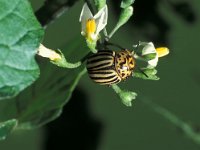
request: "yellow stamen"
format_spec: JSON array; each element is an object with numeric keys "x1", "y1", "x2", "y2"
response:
[
  {"x1": 156, "y1": 47, "x2": 169, "y2": 57},
  {"x1": 86, "y1": 19, "x2": 96, "y2": 39}
]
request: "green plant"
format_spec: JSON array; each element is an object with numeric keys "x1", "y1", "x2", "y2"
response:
[{"x1": 0, "y1": 0, "x2": 169, "y2": 140}]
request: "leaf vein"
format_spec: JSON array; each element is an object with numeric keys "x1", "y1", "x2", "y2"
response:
[{"x1": 0, "y1": 0, "x2": 21, "y2": 22}]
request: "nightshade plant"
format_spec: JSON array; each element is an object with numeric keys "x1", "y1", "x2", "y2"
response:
[{"x1": 0, "y1": 0, "x2": 169, "y2": 140}]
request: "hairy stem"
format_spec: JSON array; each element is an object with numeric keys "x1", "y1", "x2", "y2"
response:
[{"x1": 140, "y1": 96, "x2": 200, "y2": 145}]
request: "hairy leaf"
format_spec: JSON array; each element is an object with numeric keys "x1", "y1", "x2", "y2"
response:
[
  {"x1": 0, "y1": 119, "x2": 18, "y2": 140},
  {"x1": 0, "y1": 0, "x2": 44, "y2": 100},
  {"x1": 121, "y1": 0, "x2": 135, "y2": 8},
  {"x1": 134, "y1": 68, "x2": 160, "y2": 80},
  {"x1": 0, "y1": 37, "x2": 89, "y2": 129}
]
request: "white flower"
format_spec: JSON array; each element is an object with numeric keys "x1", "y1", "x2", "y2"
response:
[
  {"x1": 37, "y1": 44, "x2": 61, "y2": 61},
  {"x1": 79, "y1": 3, "x2": 108, "y2": 41},
  {"x1": 139, "y1": 42, "x2": 169, "y2": 68}
]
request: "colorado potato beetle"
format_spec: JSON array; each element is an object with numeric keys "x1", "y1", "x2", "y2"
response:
[{"x1": 86, "y1": 50, "x2": 135, "y2": 85}]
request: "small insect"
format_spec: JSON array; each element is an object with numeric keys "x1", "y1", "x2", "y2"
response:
[{"x1": 86, "y1": 50, "x2": 135, "y2": 85}]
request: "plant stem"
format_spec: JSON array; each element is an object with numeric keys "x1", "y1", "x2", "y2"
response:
[
  {"x1": 108, "y1": 25, "x2": 120, "y2": 39},
  {"x1": 103, "y1": 28, "x2": 108, "y2": 37},
  {"x1": 140, "y1": 96, "x2": 200, "y2": 145},
  {"x1": 112, "y1": 84, "x2": 122, "y2": 94}
]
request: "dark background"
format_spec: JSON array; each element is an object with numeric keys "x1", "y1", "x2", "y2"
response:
[{"x1": 1, "y1": 0, "x2": 200, "y2": 149}]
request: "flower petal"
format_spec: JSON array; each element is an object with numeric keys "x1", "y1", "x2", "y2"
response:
[
  {"x1": 94, "y1": 5, "x2": 108, "y2": 36},
  {"x1": 139, "y1": 42, "x2": 159, "y2": 68},
  {"x1": 79, "y1": 3, "x2": 93, "y2": 35},
  {"x1": 147, "y1": 55, "x2": 158, "y2": 68},
  {"x1": 93, "y1": 4, "x2": 108, "y2": 20},
  {"x1": 141, "y1": 42, "x2": 156, "y2": 55},
  {"x1": 38, "y1": 44, "x2": 61, "y2": 60}
]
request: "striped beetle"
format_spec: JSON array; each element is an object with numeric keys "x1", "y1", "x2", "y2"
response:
[{"x1": 86, "y1": 49, "x2": 135, "y2": 85}]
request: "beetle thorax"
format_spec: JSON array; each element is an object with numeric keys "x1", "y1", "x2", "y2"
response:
[{"x1": 115, "y1": 50, "x2": 135, "y2": 80}]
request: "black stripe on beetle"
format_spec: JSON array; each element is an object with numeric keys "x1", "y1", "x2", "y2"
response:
[{"x1": 86, "y1": 49, "x2": 135, "y2": 85}]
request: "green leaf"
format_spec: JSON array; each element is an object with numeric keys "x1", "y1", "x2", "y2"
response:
[
  {"x1": 18, "y1": 66, "x2": 87, "y2": 129},
  {"x1": 0, "y1": 0, "x2": 44, "y2": 100},
  {"x1": 0, "y1": 119, "x2": 18, "y2": 140},
  {"x1": 121, "y1": 0, "x2": 135, "y2": 8},
  {"x1": 0, "y1": 37, "x2": 89, "y2": 129},
  {"x1": 134, "y1": 68, "x2": 160, "y2": 80},
  {"x1": 118, "y1": 6, "x2": 134, "y2": 25},
  {"x1": 112, "y1": 84, "x2": 137, "y2": 107},
  {"x1": 119, "y1": 91, "x2": 137, "y2": 107}
]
